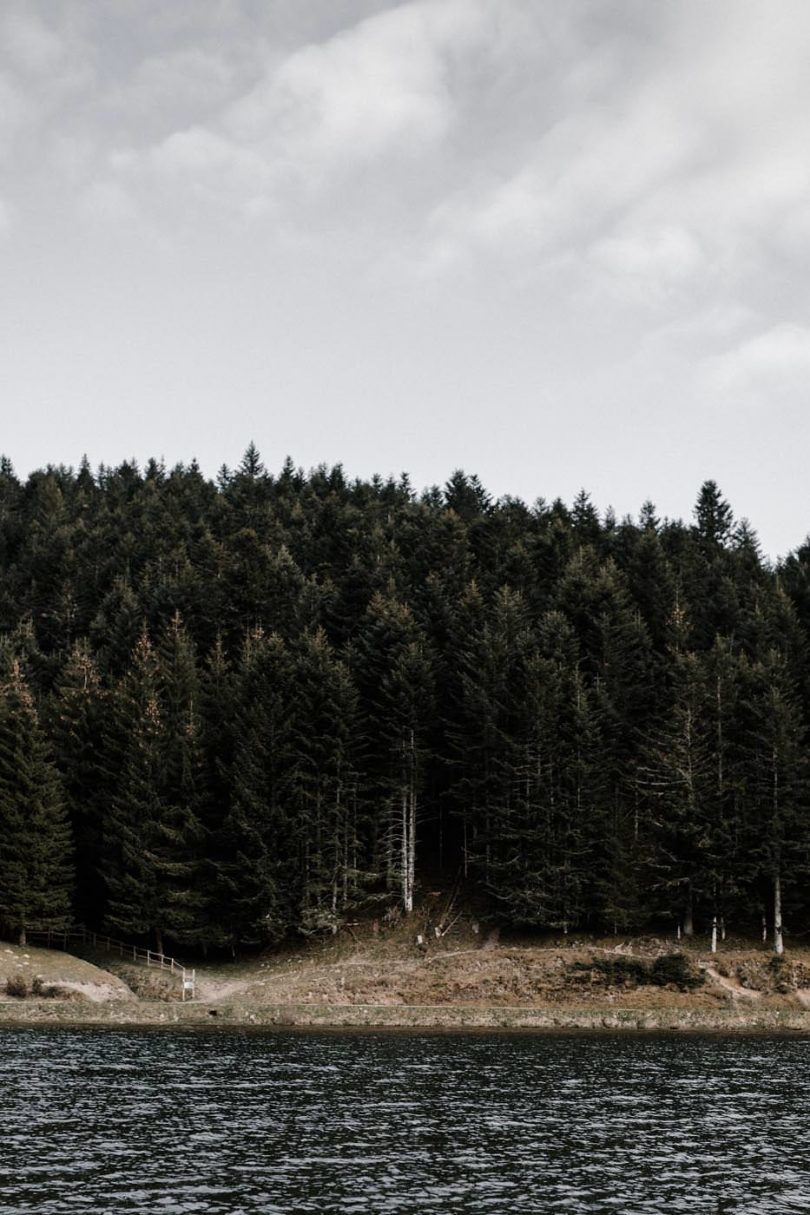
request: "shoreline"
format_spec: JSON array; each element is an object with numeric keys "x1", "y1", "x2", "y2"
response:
[{"x1": 3, "y1": 999, "x2": 810, "y2": 1033}]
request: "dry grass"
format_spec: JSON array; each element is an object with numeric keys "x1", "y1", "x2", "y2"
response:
[
  {"x1": 3, "y1": 912, "x2": 810, "y2": 1015},
  {"x1": 0, "y1": 942, "x2": 136, "y2": 1003},
  {"x1": 187, "y1": 914, "x2": 810, "y2": 1012}
]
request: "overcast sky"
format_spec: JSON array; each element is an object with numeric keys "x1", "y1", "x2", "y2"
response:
[{"x1": 2, "y1": 1, "x2": 809, "y2": 555}]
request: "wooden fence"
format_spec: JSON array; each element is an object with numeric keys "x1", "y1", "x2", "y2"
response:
[{"x1": 26, "y1": 927, "x2": 196, "y2": 1000}]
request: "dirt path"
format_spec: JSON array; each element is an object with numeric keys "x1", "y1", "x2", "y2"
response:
[
  {"x1": 193, "y1": 976, "x2": 254, "y2": 1002},
  {"x1": 702, "y1": 963, "x2": 761, "y2": 1000}
]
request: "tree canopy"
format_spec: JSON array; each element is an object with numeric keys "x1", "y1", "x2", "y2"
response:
[{"x1": 1, "y1": 451, "x2": 809, "y2": 953}]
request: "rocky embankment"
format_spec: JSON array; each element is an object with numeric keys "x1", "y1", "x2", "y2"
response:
[{"x1": 3, "y1": 922, "x2": 810, "y2": 1032}]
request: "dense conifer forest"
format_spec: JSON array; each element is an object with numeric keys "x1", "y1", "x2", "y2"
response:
[{"x1": 1, "y1": 446, "x2": 809, "y2": 955}]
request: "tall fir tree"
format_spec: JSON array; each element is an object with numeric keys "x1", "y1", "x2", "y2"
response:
[{"x1": 0, "y1": 660, "x2": 73, "y2": 944}]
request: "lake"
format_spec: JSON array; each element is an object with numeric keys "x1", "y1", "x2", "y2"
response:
[{"x1": 0, "y1": 1028, "x2": 808, "y2": 1213}]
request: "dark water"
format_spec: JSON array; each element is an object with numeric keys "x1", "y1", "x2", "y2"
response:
[{"x1": 0, "y1": 1029, "x2": 808, "y2": 1214}]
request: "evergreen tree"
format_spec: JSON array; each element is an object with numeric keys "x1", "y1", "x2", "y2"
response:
[
  {"x1": 742, "y1": 650, "x2": 809, "y2": 953},
  {"x1": 290, "y1": 629, "x2": 361, "y2": 933},
  {"x1": 102, "y1": 631, "x2": 166, "y2": 948},
  {"x1": 214, "y1": 630, "x2": 296, "y2": 947},
  {"x1": 0, "y1": 661, "x2": 73, "y2": 944},
  {"x1": 154, "y1": 611, "x2": 206, "y2": 945},
  {"x1": 355, "y1": 592, "x2": 434, "y2": 912},
  {"x1": 48, "y1": 640, "x2": 108, "y2": 928}
]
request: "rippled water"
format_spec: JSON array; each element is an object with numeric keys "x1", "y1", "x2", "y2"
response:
[{"x1": 0, "y1": 1028, "x2": 808, "y2": 1213}]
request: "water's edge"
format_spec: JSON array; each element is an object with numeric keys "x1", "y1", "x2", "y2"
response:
[{"x1": 2, "y1": 999, "x2": 810, "y2": 1032}]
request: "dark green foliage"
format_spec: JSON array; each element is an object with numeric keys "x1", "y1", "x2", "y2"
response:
[
  {"x1": 0, "y1": 662, "x2": 73, "y2": 945},
  {"x1": 1, "y1": 457, "x2": 810, "y2": 952},
  {"x1": 649, "y1": 953, "x2": 704, "y2": 990},
  {"x1": 571, "y1": 956, "x2": 648, "y2": 985},
  {"x1": 47, "y1": 641, "x2": 108, "y2": 928},
  {"x1": 572, "y1": 952, "x2": 703, "y2": 990}
]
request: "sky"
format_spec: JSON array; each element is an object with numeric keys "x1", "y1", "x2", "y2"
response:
[{"x1": 2, "y1": 0, "x2": 810, "y2": 557}]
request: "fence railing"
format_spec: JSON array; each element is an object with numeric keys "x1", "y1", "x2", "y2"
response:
[{"x1": 25, "y1": 927, "x2": 196, "y2": 1000}]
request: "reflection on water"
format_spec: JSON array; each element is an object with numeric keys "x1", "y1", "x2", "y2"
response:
[{"x1": 0, "y1": 1028, "x2": 808, "y2": 1213}]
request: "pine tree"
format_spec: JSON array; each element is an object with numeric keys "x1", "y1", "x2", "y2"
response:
[
  {"x1": 637, "y1": 632, "x2": 715, "y2": 935},
  {"x1": 355, "y1": 592, "x2": 434, "y2": 913},
  {"x1": 742, "y1": 649, "x2": 809, "y2": 953},
  {"x1": 48, "y1": 640, "x2": 108, "y2": 928},
  {"x1": 214, "y1": 630, "x2": 296, "y2": 947},
  {"x1": 290, "y1": 629, "x2": 361, "y2": 933},
  {"x1": 0, "y1": 661, "x2": 73, "y2": 944},
  {"x1": 154, "y1": 611, "x2": 206, "y2": 945},
  {"x1": 102, "y1": 631, "x2": 165, "y2": 948},
  {"x1": 694, "y1": 480, "x2": 734, "y2": 547}
]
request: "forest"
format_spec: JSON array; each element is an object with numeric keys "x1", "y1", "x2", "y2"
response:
[{"x1": 1, "y1": 445, "x2": 809, "y2": 956}]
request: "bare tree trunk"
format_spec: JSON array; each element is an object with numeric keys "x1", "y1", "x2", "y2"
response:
[
  {"x1": 683, "y1": 882, "x2": 694, "y2": 937},
  {"x1": 401, "y1": 789, "x2": 410, "y2": 912},
  {"x1": 18, "y1": 926, "x2": 26, "y2": 947},
  {"x1": 407, "y1": 788, "x2": 415, "y2": 914},
  {"x1": 774, "y1": 873, "x2": 784, "y2": 956},
  {"x1": 462, "y1": 814, "x2": 469, "y2": 879},
  {"x1": 711, "y1": 916, "x2": 718, "y2": 954}
]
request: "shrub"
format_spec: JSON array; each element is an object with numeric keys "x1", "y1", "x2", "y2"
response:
[
  {"x1": 650, "y1": 953, "x2": 704, "y2": 991},
  {"x1": 31, "y1": 976, "x2": 63, "y2": 999},
  {"x1": 570, "y1": 952, "x2": 704, "y2": 991},
  {"x1": 571, "y1": 957, "x2": 648, "y2": 986},
  {"x1": 5, "y1": 974, "x2": 29, "y2": 999}
]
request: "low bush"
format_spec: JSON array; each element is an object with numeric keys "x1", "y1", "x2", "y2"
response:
[
  {"x1": 31, "y1": 976, "x2": 63, "y2": 999},
  {"x1": 570, "y1": 952, "x2": 704, "y2": 991},
  {"x1": 5, "y1": 974, "x2": 29, "y2": 999},
  {"x1": 570, "y1": 957, "x2": 648, "y2": 986},
  {"x1": 650, "y1": 953, "x2": 704, "y2": 991}
]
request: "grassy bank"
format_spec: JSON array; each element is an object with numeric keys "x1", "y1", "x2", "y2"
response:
[{"x1": 4, "y1": 917, "x2": 810, "y2": 1032}]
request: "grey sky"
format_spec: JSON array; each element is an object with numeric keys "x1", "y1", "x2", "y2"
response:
[{"x1": 2, "y1": 1, "x2": 809, "y2": 556}]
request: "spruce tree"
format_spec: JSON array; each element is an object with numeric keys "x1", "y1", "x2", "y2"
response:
[
  {"x1": 355, "y1": 592, "x2": 434, "y2": 913},
  {"x1": 48, "y1": 640, "x2": 108, "y2": 928},
  {"x1": 290, "y1": 629, "x2": 361, "y2": 933},
  {"x1": 102, "y1": 630, "x2": 165, "y2": 948},
  {"x1": 154, "y1": 611, "x2": 206, "y2": 945},
  {"x1": 0, "y1": 661, "x2": 73, "y2": 945},
  {"x1": 214, "y1": 630, "x2": 296, "y2": 947}
]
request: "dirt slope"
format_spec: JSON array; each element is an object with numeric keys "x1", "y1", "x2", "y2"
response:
[
  {"x1": 0, "y1": 942, "x2": 136, "y2": 1003},
  {"x1": 3, "y1": 913, "x2": 810, "y2": 1020}
]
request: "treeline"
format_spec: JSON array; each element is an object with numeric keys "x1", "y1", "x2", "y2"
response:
[{"x1": 1, "y1": 447, "x2": 810, "y2": 953}]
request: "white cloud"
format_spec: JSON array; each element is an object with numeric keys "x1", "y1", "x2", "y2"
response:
[
  {"x1": 112, "y1": 125, "x2": 274, "y2": 216},
  {"x1": 223, "y1": 0, "x2": 494, "y2": 165},
  {"x1": 422, "y1": 1, "x2": 810, "y2": 303},
  {"x1": 101, "y1": 0, "x2": 526, "y2": 220},
  {"x1": 701, "y1": 324, "x2": 810, "y2": 408},
  {"x1": 587, "y1": 225, "x2": 705, "y2": 305}
]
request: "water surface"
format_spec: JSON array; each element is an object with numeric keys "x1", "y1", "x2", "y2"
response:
[{"x1": 0, "y1": 1028, "x2": 807, "y2": 1213}]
